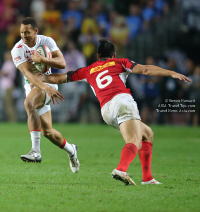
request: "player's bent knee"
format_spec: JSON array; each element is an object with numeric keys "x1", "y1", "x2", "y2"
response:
[
  {"x1": 125, "y1": 137, "x2": 142, "y2": 149},
  {"x1": 136, "y1": 140, "x2": 142, "y2": 150},
  {"x1": 147, "y1": 128, "x2": 154, "y2": 143},
  {"x1": 24, "y1": 98, "x2": 35, "y2": 112},
  {"x1": 142, "y1": 125, "x2": 154, "y2": 143}
]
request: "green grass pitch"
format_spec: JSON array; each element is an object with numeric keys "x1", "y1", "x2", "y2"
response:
[{"x1": 0, "y1": 123, "x2": 199, "y2": 212}]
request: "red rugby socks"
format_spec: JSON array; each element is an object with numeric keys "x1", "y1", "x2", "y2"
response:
[
  {"x1": 116, "y1": 143, "x2": 138, "y2": 172},
  {"x1": 61, "y1": 138, "x2": 66, "y2": 149},
  {"x1": 139, "y1": 141, "x2": 153, "y2": 182}
]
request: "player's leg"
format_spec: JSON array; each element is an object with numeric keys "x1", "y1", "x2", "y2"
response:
[
  {"x1": 101, "y1": 94, "x2": 142, "y2": 185},
  {"x1": 139, "y1": 123, "x2": 162, "y2": 184},
  {"x1": 40, "y1": 111, "x2": 80, "y2": 173},
  {"x1": 24, "y1": 86, "x2": 45, "y2": 131},
  {"x1": 140, "y1": 123, "x2": 153, "y2": 181},
  {"x1": 21, "y1": 87, "x2": 46, "y2": 162},
  {"x1": 112, "y1": 119, "x2": 142, "y2": 185},
  {"x1": 40, "y1": 110, "x2": 73, "y2": 150},
  {"x1": 117, "y1": 119, "x2": 142, "y2": 171}
]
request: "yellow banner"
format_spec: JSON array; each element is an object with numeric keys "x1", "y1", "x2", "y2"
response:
[{"x1": 90, "y1": 62, "x2": 115, "y2": 74}]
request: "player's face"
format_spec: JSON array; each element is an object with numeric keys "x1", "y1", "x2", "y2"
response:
[{"x1": 20, "y1": 24, "x2": 38, "y2": 46}]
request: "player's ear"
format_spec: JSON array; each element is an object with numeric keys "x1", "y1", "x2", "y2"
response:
[
  {"x1": 35, "y1": 28, "x2": 39, "y2": 34},
  {"x1": 113, "y1": 53, "x2": 116, "y2": 58},
  {"x1": 96, "y1": 54, "x2": 100, "y2": 60}
]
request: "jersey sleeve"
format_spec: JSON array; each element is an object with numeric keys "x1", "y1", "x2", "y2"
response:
[
  {"x1": 11, "y1": 46, "x2": 27, "y2": 68},
  {"x1": 45, "y1": 37, "x2": 59, "y2": 52},
  {"x1": 120, "y1": 58, "x2": 137, "y2": 73},
  {"x1": 66, "y1": 67, "x2": 88, "y2": 82}
]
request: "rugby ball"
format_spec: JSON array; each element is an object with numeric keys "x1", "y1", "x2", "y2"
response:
[{"x1": 32, "y1": 45, "x2": 52, "y2": 75}]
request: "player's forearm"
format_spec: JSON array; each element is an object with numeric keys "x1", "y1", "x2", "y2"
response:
[
  {"x1": 41, "y1": 57, "x2": 66, "y2": 69},
  {"x1": 133, "y1": 64, "x2": 191, "y2": 82},
  {"x1": 25, "y1": 71, "x2": 49, "y2": 91},
  {"x1": 143, "y1": 65, "x2": 175, "y2": 77},
  {"x1": 40, "y1": 73, "x2": 67, "y2": 84}
]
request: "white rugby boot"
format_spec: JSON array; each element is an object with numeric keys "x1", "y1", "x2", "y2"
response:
[
  {"x1": 111, "y1": 169, "x2": 136, "y2": 185},
  {"x1": 141, "y1": 178, "x2": 162, "y2": 185},
  {"x1": 68, "y1": 144, "x2": 80, "y2": 173},
  {"x1": 20, "y1": 149, "x2": 42, "y2": 163}
]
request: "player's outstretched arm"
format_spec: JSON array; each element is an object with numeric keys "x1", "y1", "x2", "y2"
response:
[
  {"x1": 18, "y1": 62, "x2": 51, "y2": 90},
  {"x1": 40, "y1": 73, "x2": 67, "y2": 84},
  {"x1": 18, "y1": 62, "x2": 64, "y2": 104},
  {"x1": 132, "y1": 64, "x2": 191, "y2": 82},
  {"x1": 32, "y1": 50, "x2": 66, "y2": 69}
]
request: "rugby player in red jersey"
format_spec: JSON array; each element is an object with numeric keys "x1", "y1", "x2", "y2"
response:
[{"x1": 40, "y1": 39, "x2": 191, "y2": 185}]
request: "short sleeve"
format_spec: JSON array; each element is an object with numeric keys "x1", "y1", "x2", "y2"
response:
[
  {"x1": 120, "y1": 58, "x2": 137, "y2": 73},
  {"x1": 11, "y1": 46, "x2": 27, "y2": 68},
  {"x1": 67, "y1": 67, "x2": 88, "y2": 82},
  {"x1": 45, "y1": 37, "x2": 59, "y2": 52}
]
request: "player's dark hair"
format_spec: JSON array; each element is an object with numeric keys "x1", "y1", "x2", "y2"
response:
[
  {"x1": 21, "y1": 17, "x2": 38, "y2": 29},
  {"x1": 97, "y1": 39, "x2": 115, "y2": 58}
]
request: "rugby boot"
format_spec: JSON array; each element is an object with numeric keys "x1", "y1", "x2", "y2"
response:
[
  {"x1": 141, "y1": 178, "x2": 162, "y2": 185},
  {"x1": 69, "y1": 144, "x2": 80, "y2": 173},
  {"x1": 112, "y1": 169, "x2": 136, "y2": 185},
  {"x1": 20, "y1": 149, "x2": 42, "y2": 163}
]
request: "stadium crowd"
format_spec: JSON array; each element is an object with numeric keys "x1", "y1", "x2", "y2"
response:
[{"x1": 0, "y1": 0, "x2": 199, "y2": 125}]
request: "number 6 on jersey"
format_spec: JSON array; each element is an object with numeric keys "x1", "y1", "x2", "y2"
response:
[{"x1": 96, "y1": 70, "x2": 113, "y2": 89}]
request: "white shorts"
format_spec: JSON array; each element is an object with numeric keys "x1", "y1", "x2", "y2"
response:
[
  {"x1": 24, "y1": 83, "x2": 58, "y2": 116},
  {"x1": 101, "y1": 93, "x2": 141, "y2": 129}
]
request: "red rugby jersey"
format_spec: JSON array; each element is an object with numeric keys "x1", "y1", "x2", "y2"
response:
[{"x1": 67, "y1": 58, "x2": 137, "y2": 108}]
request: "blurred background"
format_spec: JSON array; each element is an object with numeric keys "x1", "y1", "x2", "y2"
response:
[{"x1": 0, "y1": 0, "x2": 200, "y2": 125}]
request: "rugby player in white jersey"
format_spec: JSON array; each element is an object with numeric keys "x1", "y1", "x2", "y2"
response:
[
  {"x1": 39, "y1": 39, "x2": 191, "y2": 185},
  {"x1": 11, "y1": 17, "x2": 80, "y2": 173}
]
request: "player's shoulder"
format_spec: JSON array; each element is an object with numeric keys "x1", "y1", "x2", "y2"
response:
[
  {"x1": 111, "y1": 58, "x2": 127, "y2": 65},
  {"x1": 38, "y1": 34, "x2": 50, "y2": 40},
  {"x1": 117, "y1": 58, "x2": 137, "y2": 67},
  {"x1": 37, "y1": 35, "x2": 59, "y2": 52},
  {"x1": 101, "y1": 58, "x2": 129, "y2": 64},
  {"x1": 38, "y1": 34, "x2": 55, "y2": 43},
  {"x1": 117, "y1": 58, "x2": 130, "y2": 63}
]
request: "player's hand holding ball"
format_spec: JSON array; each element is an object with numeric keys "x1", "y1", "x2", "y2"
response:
[
  {"x1": 31, "y1": 45, "x2": 52, "y2": 75},
  {"x1": 32, "y1": 50, "x2": 43, "y2": 63}
]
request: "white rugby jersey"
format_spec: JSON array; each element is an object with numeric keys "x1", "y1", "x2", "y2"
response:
[{"x1": 11, "y1": 35, "x2": 59, "y2": 84}]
